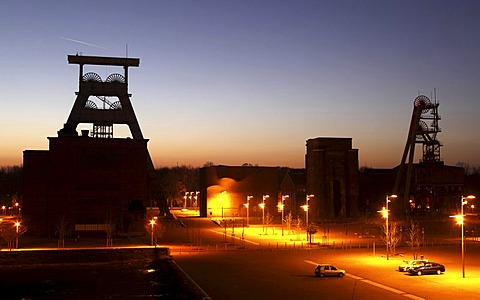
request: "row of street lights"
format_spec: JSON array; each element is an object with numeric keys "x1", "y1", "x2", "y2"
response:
[
  {"x1": 1, "y1": 202, "x2": 20, "y2": 216},
  {"x1": 244, "y1": 194, "x2": 314, "y2": 238}
]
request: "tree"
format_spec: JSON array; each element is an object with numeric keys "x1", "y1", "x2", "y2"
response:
[
  {"x1": 296, "y1": 217, "x2": 303, "y2": 231},
  {"x1": 408, "y1": 219, "x2": 423, "y2": 259},
  {"x1": 155, "y1": 165, "x2": 199, "y2": 207},
  {"x1": 265, "y1": 213, "x2": 274, "y2": 235},
  {"x1": 380, "y1": 222, "x2": 402, "y2": 257},
  {"x1": 55, "y1": 216, "x2": 68, "y2": 248},
  {"x1": 307, "y1": 224, "x2": 318, "y2": 244},
  {"x1": 203, "y1": 161, "x2": 216, "y2": 167},
  {"x1": 285, "y1": 212, "x2": 293, "y2": 233},
  {"x1": 105, "y1": 213, "x2": 116, "y2": 247},
  {"x1": 389, "y1": 222, "x2": 402, "y2": 256}
]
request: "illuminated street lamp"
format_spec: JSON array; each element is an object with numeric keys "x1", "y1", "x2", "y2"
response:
[
  {"x1": 15, "y1": 202, "x2": 19, "y2": 215},
  {"x1": 259, "y1": 195, "x2": 269, "y2": 232},
  {"x1": 245, "y1": 196, "x2": 253, "y2": 226},
  {"x1": 194, "y1": 191, "x2": 200, "y2": 209},
  {"x1": 379, "y1": 194, "x2": 397, "y2": 260},
  {"x1": 2, "y1": 206, "x2": 5, "y2": 216},
  {"x1": 452, "y1": 195, "x2": 475, "y2": 278},
  {"x1": 149, "y1": 218, "x2": 156, "y2": 246},
  {"x1": 15, "y1": 221, "x2": 20, "y2": 249},
  {"x1": 278, "y1": 195, "x2": 288, "y2": 236}
]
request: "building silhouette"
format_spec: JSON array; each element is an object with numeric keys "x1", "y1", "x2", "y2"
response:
[{"x1": 22, "y1": 55, "x2": 159, "y2": 236}]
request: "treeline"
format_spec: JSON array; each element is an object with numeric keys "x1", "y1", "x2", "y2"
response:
[
  {"x1": 155, "y1": 165, "x2": 200, "y2": 207},
  {"x1": 0, "y1": 166, "x2": 23, "y2": 204},
  {"x1": 0, "y1": 164, "x2": 201, "y2": 206}
]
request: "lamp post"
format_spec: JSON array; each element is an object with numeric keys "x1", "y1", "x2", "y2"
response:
[
  {"x1": 278, "y1": 195, "x2": 287, "y2": 236},
  {"x1": 301, "y1": 195, "x2": 314, "y2": 242},
  {"x1": 259, "y1": 195, "x2": 269, "y2": 232},
  {"x1": 2, "y1": 206, "x2": 5, "y2": 216},
  {"x1": 194, "y1": 191, "x2": 200, "y2": 209},
  {"x1": 380, "y1": 194, "x2": 397, "y2": 260},
  {"x1": 15, "y1": 221, "x2": 20, "y2": 249},
  {"x1": 245, "y1": 196, "x2": 253, "y2": 226},
  {"x1": 149, "y1": 218, "x2": 156, "y2": 246},
  {"x1": 460, "y1": 195, "x2": 475, "y2": 278}
]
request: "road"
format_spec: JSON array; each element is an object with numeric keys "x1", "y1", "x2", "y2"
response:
[{"x1": 169, "y1": 215, "x2": 480, "y2": 300}]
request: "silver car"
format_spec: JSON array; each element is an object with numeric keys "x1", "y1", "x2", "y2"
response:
[
  {"x1": 398, "y1": 259, "x2": 428, "y2": 272},
  {"x1": 314, "y1": 264, "x2": 346, "y2": 278}
]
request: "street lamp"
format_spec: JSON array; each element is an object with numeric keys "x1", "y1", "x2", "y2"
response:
[
  {"x1": 456, "y1": 195, "x2": 475, "y2": 278},
  {"x1": 259, "y1": 195, "x2": 269, "y2": 232},
  {"x1": 194, "y1": 191, "x2": 200, "y2": 209},
  {"x1": 183, "y1": 192, "x2": 188, "y2": 210},
  {"x1": 149, "y1": 218, "x2": 156, "y2": 246},
  {"x1": 15, "y1": 221, "x2": 20, "y2": 249},
  {"x1": 278, "y1": 195, "x2": 288, "y2": 236},
  {"x1": 1, "y1": 206, "x2": 5, "y2": 216},
  {"x1": 379, "y1": 194, "x2": 397, "y2": 260},
  {"x1": 245, "y1": 196, "x2": 253, "y2": 226}
]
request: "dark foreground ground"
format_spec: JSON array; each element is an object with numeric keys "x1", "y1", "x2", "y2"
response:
[{"x1": 0, "y1": 248, "x2": 203, "y2": 300}]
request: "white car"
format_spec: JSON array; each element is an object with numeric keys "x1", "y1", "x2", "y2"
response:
[
  {"x1": 314, "y1": 264, "x2": 346, "y2": 278},
  {"x1": 398, "y1": 259, "x2": 428, "y2": 272}
]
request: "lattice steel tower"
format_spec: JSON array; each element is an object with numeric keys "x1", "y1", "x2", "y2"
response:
[{"x1": 393, "y1": 95, "x2": 442, "y2": 204}]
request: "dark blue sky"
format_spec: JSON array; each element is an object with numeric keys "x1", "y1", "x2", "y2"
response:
[{"x1": 1, "y1": 1, "x2": 480, "y2": 168}]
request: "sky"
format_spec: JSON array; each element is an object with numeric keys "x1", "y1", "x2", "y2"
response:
[{"x1": 1, "y1": 0, "x2": 480, "y2": 169}]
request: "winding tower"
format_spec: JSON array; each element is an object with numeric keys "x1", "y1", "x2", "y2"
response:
[
  {"x1": 393, "y1": 95, "x2": 442, "y2": 209},
  {"x1": 59, "y1": 54, "x2": 168, "y2": 214},
  {"x1": 60, "y1": 55, "x2": 142, "y2": 138}
]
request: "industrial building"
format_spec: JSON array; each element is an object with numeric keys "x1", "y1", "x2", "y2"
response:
[{"x1": 22, "y1": 55, "x2": 163, "y2": 236}]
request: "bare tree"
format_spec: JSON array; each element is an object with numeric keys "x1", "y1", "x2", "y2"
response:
[
  {"x1": 55, "y1": 216, "x2": 68, "y2": 248},
  {"x1": 296, "y1": 217, "x2": 303, "y2": 230},
  {"x1": 389, "y1": 222, "x2": 402, "y2": 256},
  {"x1": 408, "y1": 219, "x2": 423, "y2": 259},
  {"x1": 307, "y1": 224, "x2": 318, "y2": 244},
  {"x1": 381, "y1": 222, "x2": 402, "y2": 257},
  {"x1": 1, "y1": 226, "x2": 17, "y2": 251},
  {"x1": 265, "y1": 213, "x2": 274, "y2": 235},
  {"x1": 285, "y1": 212, "x2": 293, "y2": 234},
  {"x1": 105, "y1": 214, "x2": 116, "y2": 247}
]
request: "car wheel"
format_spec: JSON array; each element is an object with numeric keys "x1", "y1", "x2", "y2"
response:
[
  {"x1": 319, "y1": 273, "x2": 325, "y2": 278},
  {"x1": 339, "y1": 273, "x2": 345, "y2": 278},
  {"x1": 436, "y1": 270, "x2": 441, "y2": 275},
  {"x1": 417, "y1": 271, "x2": 422, "y2": 276}
]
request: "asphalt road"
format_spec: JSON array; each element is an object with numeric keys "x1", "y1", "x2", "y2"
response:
[{"x1": 171, "y1": 216, "x2": 480, "y2": 300}]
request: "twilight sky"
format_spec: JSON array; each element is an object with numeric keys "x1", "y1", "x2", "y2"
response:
[{"x1": 1, "y1": 1, "x2": 480, "y2": 169}]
